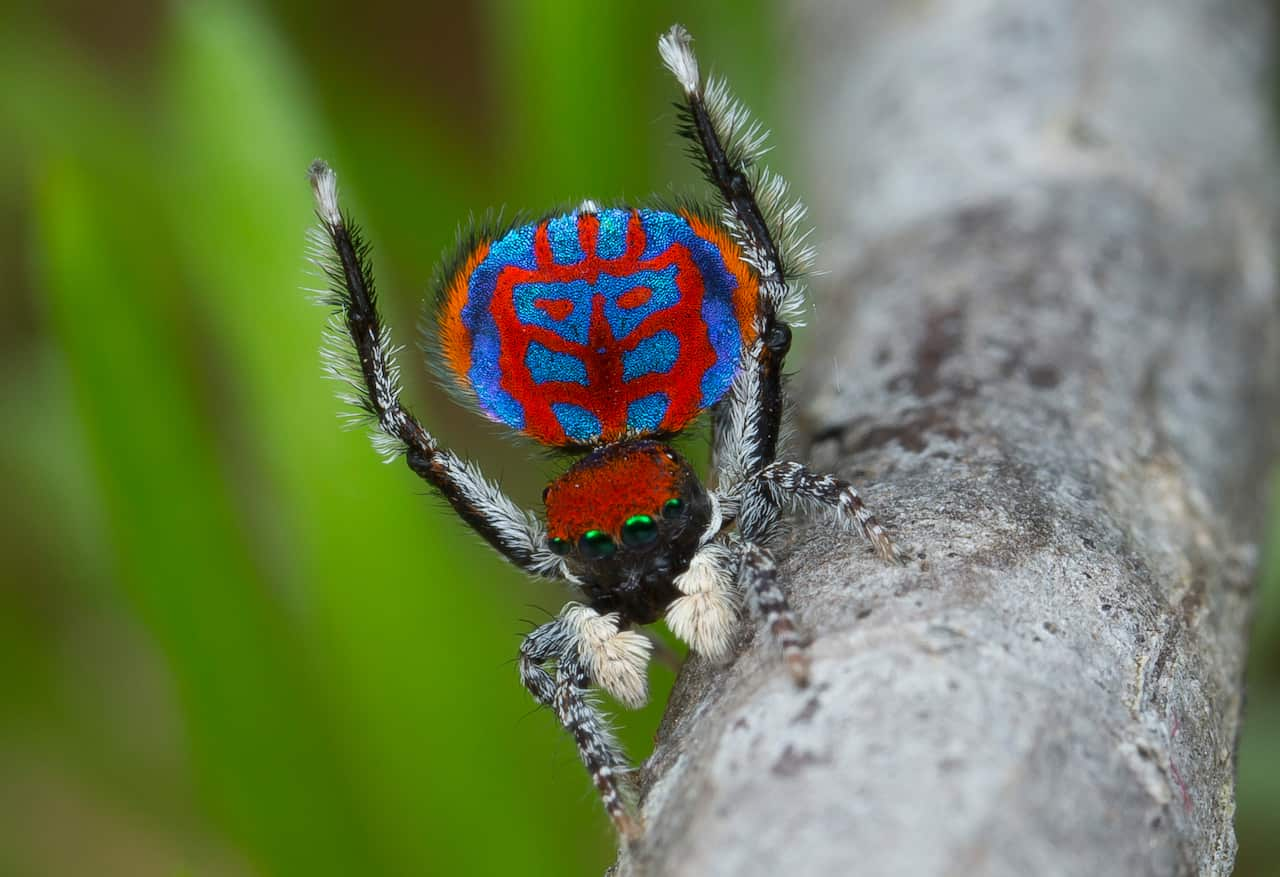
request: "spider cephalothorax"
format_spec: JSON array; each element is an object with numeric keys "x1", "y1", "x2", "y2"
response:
[
  {"x1": 305, "y1": 24, "x2": 901, "y2": 841},
  {"x1": 544, "y1": 440, "x2": 712, "y2": 620}
]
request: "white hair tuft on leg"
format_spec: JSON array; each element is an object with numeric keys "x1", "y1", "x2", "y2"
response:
[
  {"x1": 669, "y1": 541, "x2": 740, "y2": 659},
  {"x1": 308, "y1": 159, "x2": 342, "y2": 227},
  {"x1": 658, "y1": 24, "x2": 701, "y2": 96}
]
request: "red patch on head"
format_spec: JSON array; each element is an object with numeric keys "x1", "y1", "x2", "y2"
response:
[{"x1": 545, "y1": 442, "x2": 686, "y2": 541}]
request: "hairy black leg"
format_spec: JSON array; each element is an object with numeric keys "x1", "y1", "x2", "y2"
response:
[
  {"x1": 307, "y1": 161, "x2": 563, "y2": 578},
  {"x1": 519, "y1": 617, "x2": 639, "y2": 839},
  {"x1": 658, "y1": 29, "x2": 821, "y2": 683},
  {"x1": 555, "y1": 652, "x2": 641, "y2": 839},
  {"x1": 518, "y1": 620, "x2": 568, "y2": 706},
  {"x1": 659, "y1": 27, "x2": 801, "y2": 504},
  {"x1": 756, "y1": 461, "x2": 902, "y2": 564},
  {"x1": 658, "y1": 25, "x2": 798, "y2": 290},
  {"x1": 740, "y1": 542, "x2": 809, "y2": 685}
]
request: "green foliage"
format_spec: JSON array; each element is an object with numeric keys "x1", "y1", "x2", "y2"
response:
[
  {"x1": 1237, "y1": 476, "x2": 1280, "y2": 876},
  {"x1": 0, "y1": 1, "x2": 768, "y2": 874}
]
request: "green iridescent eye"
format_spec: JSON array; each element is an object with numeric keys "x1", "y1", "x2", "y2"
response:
[
  {"x1": 622, "y1": 514, "x2": 658, "y2": 547},
  {"x1": 547, "y1": 536, "x2": 570, "y2": 556},
  {"x1": 662, "y1": 497, "x2": 684, "y2": 519},
  {"x1": 580, "y1": 530, "x2": 616, "y2": 560}
]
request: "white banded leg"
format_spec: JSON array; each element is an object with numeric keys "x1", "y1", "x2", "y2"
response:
[
  {"x1": 553, "y1": 651, "x2": 641, "y2": 840},
  {"x1": 756, "y1": 461, "x2": 902, "y2": 564},
  {"x1": 518, "y1": 615, "x2": 642, "y2": 839},
  {"x1": 740, "y1": 541, "x2": 810, "y2": 685}
]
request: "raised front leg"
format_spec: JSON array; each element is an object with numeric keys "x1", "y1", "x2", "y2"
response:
[
  {"x1": 658, "y1": 29, "x2": 905, "y2": 687},
  {"x1": 307, "y1": 161, "x2": 565, "y2": 579},
  {"x1": 660, "y1": 24, "x2": 810, "y2": 498}
]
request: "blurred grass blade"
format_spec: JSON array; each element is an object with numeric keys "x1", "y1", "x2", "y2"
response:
[
  {"x1": 163, "y1": 1, "x2": 598, "y2": 872},
  {"x1": 33, "y1": 149, "x2": 374, "y2": 873}
]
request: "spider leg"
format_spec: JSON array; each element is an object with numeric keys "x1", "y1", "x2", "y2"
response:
[
  {"x1": 661, "y1": 28, "x2": 900, "y2": 686},
  {"x1": 307, "y1": 161, "x2": 564, "y2": 579},
  {"x1": 720, "y1": 472, "x2": 809, "y2": 676},
  {"x1": 519, "y1": 611, "x2": 645, "y2": 839},
  {"x1": 740, "y1": 542, "x2": 810, "y2": 685},
  {"x1": 728, "y1": 463, "x2": 901, "y2": 683},
  {"x1": 658, "y1": 24, "x2": 812, "y2": 312},
  {"x1": 756, "y1": 461, "x2": 903, "y2": 564},
  {"x1": 660, "y1": 25, "x2": 809, "y2": 492}
]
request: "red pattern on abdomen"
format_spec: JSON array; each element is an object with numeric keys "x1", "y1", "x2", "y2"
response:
[{"x1": 487, "y1": 211, "x2": 718, "y2": 446}]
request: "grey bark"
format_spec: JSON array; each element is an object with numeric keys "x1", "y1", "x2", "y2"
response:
[{"x1": 615, "y1": 2, "x2": 1279, "y2": 875}]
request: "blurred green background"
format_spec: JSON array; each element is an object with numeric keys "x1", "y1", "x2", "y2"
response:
[{"x1": 0, "y1": 2, "x2": 1275, "y2": 875}]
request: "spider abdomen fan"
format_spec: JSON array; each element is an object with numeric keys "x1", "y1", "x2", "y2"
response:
[{"x1": 435, "y1": 207, "x2": 759, "y2": 448}]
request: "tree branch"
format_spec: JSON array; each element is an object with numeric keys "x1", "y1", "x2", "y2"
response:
[{"x1": 615, "y1": 1, "x2": 1279, "y2": 874}]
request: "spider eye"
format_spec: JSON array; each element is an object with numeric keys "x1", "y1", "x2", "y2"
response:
[
  {"x1": 547, "y1": 536, "x2": 570, "y2": 556},
  {"x1": 580, "y1": 530, "x2": 616, "y2": 560},
  {"x1": 662, "y1": 497, "x2": 685, "y2": 519},
  {"x1": 622, "y1": 514, "x2": 658, "y2": 547}
]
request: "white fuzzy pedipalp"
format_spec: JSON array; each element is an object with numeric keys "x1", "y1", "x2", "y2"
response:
[
  {"x1": 667, "y1": 590, "x2": 739, "y2": 661},
  {"x1": 560, "y1": 605, "x2": 653, "y2": 709},
  {"x1": 669, "y1": 541, "x2": 740, "y2": 659},
  {"x1": 674, "y1": 540, "x2": 735, "y2": 595}
]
